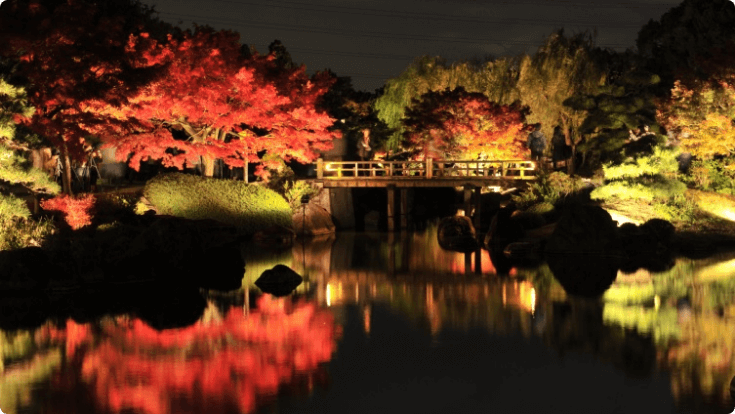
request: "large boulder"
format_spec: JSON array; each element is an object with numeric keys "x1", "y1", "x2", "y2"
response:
[
  {"x1": 617, "y1": 219, "x2": 675, "y2": 273},
  {"x1": 255, "y1": 264, "x2": 303, "y2": 297},
  {"x1": 640, "y1": 218, "x2": 675, "y2": 245},
  {"x1": 293, "y1": 203, "x2": 336, "y2": 237},
  {"x1": 437, "y1": 216, "x2": 478, "y2": 252},
  {"x1": 101, "y1": 216, "x2": 244, "y2": 288},
  {"x1": 484, "y1": 206, "x2": 525, "y2": 250},
  {"x1": 544, "y1": 203, "x2": 624, "y2": 257},
  {"x1": 546, "y1": 253, "x2": 620, "y2": 298}
]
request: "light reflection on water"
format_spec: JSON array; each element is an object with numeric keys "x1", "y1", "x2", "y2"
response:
[{"x1": 2, "y1": 227, "x2": 735, "y2": 413}]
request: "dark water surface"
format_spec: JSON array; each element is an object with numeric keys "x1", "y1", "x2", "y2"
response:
[{"x1": 2, "y1": 227, "x2": 735, "y2": 414}]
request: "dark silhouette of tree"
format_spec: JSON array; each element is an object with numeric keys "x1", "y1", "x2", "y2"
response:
[{"x1": 636, "y1": 0, "x2": 735, "y2": 90}]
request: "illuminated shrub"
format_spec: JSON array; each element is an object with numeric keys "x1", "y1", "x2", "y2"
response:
[
  {"x1": 512, "y1": 171, "x2": 584, "y2": 210},
  {"x1": 591, "y1": 147, "x2": 688, "y2": 221},
  {"x1": 683, "y1": 158, "x2": 735, "y2": 195},
  {"x1": 144, "y1": 173, "x2": 292, "y2": 234},
  {"x1": 40, "y1": 194, "x2": 95, "y2": 230}
]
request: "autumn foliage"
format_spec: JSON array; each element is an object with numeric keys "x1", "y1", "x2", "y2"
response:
[
  {"x1": 107, "y1": 27, "x2": 340, "y2": 179},
  {"x1": 40, "y1": 194, "x2": 95, "y2": 230},
  {"x1": 402, "y1": 87, "x2": 530, "y2": 160},
  {"x1": 0, "y1": 0, "x2": 169, "y2": 193},
  {"x1": 656, "y1": 42, "x2": 735, "y2": 167}
]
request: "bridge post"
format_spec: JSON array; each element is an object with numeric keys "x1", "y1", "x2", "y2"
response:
[
  {"x1": 387, "y1": 184, "x2": 396, "y2": 232},
  {"x1": 317, "y1": 158, "x2": 323, "y2": 179},
  {"x1": 474, "y1": 186, "x2": 482, "y2": 230},
  {"x1": 400, "y1": 188, "x2": 408, "y2": 229},
  {"x1": 426, "y1": 158, "x2": 433, "y2": 178}
]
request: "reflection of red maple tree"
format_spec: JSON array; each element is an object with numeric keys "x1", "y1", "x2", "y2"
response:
[{"x1": 42, "y1": 295, "x2": 340, "y2": 414}]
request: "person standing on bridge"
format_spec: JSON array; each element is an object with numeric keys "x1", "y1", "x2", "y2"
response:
[
  {"x1": 357, "y1": 128, "x2": 372, "y2": 161},
  {"x1": 357, "y1": 128, "x2": 372, "y2": 176},
  {"x1": 527, "y1": 123, "x2": 547, "y2": 166}
]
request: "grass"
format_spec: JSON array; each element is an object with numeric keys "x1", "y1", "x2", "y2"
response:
[{"x1": 143, "y1": 173, "x2": 293, "y2": 235}]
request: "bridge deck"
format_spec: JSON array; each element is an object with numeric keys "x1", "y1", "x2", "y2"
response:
[{"x1": 314, "y1": 158, "x2": 537, "y2": 188}]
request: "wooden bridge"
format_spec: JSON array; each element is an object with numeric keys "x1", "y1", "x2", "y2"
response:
[
  {"x1": 315, "y1": 158, "x2": 537, "y2": 188},
  {"x1": 313, "y1": 158, "x2": 539, "y2": 231}
]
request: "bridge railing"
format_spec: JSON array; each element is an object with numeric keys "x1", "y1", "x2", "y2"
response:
[{"x1": 316, "y1": 158, "x2": 537, "y2": 180}]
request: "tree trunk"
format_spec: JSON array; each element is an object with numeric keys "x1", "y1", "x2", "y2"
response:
[
  {"x1": 62, "y1": 146, "x2": 73, "y2": 195},
  {"x1": 202, "y1": 155, "x2": 216, "y2": 177}
]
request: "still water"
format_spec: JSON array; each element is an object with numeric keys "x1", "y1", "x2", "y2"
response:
[{"x1": 2, "y1": 226, "x2": 735, "y2": 414}]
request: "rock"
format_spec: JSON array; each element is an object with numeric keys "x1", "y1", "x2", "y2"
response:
[
  {"x1": 127, "y1": 217, "x2": 205, "y2": 282},
  {"x1": 503, "y1": 241, "x2": 543, "y2": 264},
  {"x1": 640, "y1": 218, "x2": 675, "y2": 245},
  {"x1": 484, "y1": 206, "x2": 525, "y2": 250},
  {"x1": 617, "y1": 219, "x2": 675, "y2": 273},
  {"x1": 135, "y1": 285, "x2": 207, "y2": 330},
  {"x1": 544, "y1": 203, "x2": 623, "y2": 256},
  {"x1": 546, "y1": 253, "x2": 620, "y2": 298},
  {"x1": 437, "y1": 216, "x2": 478, "y2": 252},
  {"x1": 0, "y1": 247, "x2": 54, "y2": 291},
  {"x1": 293, "y1": 203, "x2": 336, "y2": 237},
  {"x1": 255, "y1": 264, "x2": 303, "y2": 297}
]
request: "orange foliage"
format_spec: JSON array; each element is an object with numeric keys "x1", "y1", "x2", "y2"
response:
[
  {"x1": 402, "y1": 87, "x2": 530, "y2": 160},
  {"x1": 40, "y1": 194, "x2": 95, "y2": 230}
]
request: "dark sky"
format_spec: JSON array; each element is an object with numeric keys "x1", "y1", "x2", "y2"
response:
[{"x1": 141, "y1": 0, "x2": 682, "y2": 92}]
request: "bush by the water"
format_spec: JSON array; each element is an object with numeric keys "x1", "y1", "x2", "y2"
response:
[{"x1": 143, "y1": 173, "x2": 293, "y2": 234}]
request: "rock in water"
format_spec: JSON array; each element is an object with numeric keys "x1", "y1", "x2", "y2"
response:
[
  {"x1": 544, "y1": 203, "x2": 623, "y2": 257},
  {"x1": 255, "y1": 264, "x2": 303, "y2": 297},
  {"x1": 484, "y1": 206, "x2": 524, "y2": 250},
  {"x1": 293, "y1": 203, "x2": 336, "y2": 237},
  {"x1": 437, "y1": 216, "x2": 478, "y2": 252}
]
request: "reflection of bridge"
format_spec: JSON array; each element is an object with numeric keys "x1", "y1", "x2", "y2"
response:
[{"x1": 314, "y1": 158, "x2": 538, "y2": 231}]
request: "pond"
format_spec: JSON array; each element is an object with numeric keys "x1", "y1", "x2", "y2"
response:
[{"x1": 2, "y1": 226, "x2": 735, "y2": 414}]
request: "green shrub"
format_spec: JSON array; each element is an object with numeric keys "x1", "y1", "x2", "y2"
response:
[
  {"x1": 591, "y1": 178, "x2": 686, "y2": 202},
  {"x1": 0, "y1": 216, "x2": 56, "y2": 250},
  {"x1": 684, "y1": 157, "x2": 735, "y2": 195},
  {"x1": 591, "y1": 146, "x2": 686, "y2": 202},
  {"x1": 0, "y1": 193, "x2": 30, "y2": 221},
  {"x1": 511, "y1": 171, "x2": 584, "y2": 210},
  {"x1": 144, "y1": 173, "x2": 293, "y2": 234}
]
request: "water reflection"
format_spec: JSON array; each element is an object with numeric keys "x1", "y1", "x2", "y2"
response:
[
  {"x1": 4, "y1": 228, "x2": 735, "y2": 413},
  {"x1": 0, "y1": 296, "x2": 339, "y2": 414}
]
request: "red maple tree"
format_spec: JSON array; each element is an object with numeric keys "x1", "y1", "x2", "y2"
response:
[
  {"x1": 402, "y1": 87, "x2": 531, "y2": 160},
  {"x1": 0, "y1": 0, "x2": 170, "y2": 194},
  {"x1": 105, "y1": 27, "x2": 340, "y2": 180}
]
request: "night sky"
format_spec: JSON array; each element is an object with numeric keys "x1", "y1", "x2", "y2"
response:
[{"x1": 141, "y1": 0, "x2": 681, "y2": 92}]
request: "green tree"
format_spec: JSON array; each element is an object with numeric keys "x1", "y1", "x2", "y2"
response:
[
  {"x1": 565, "y1": 52, "x2": 663, "y2": 170},
  {"x1": 0, "y1": 74, "x2": 60, "y2": 248},
  {"x1": 373, "y1": 56, "x2": 486, "y2": 152},
  {"x1": 515, "y1": 30, "x2": 608, "y2": 173}
]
